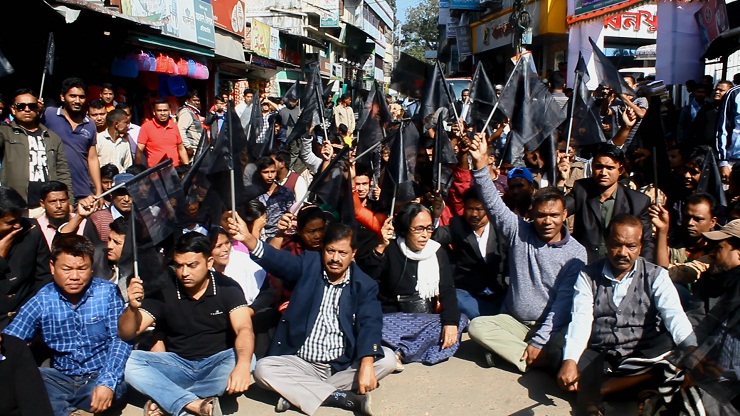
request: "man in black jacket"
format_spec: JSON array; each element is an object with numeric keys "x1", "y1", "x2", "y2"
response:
[
  {"x1": 433, "y1": 188, "x2": 508, "y2": 319},
  {"x1": 564, "y1": 144, "x2": 653, "y2": 263},
  {"x1": 0, "y1": 186, "x2": 52, "y2": 330}
]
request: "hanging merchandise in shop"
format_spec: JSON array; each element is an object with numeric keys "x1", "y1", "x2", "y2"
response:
[
  {"x1": 112, "y1": 51, "x2": 209, "y2": 80},
  {"x1": 121, "y1": 0, "x2": 216, "y2": 48}
]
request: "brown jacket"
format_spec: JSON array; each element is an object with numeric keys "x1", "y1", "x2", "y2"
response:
[{"x1": 0, "y1": 121, "x2": 72, "y2": 202}]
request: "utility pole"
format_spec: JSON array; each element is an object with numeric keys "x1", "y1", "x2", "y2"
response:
[{"x1": 509, "y1": 0, "x2": 531, "y2": 54}]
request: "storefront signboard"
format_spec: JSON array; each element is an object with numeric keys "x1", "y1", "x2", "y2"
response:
[
  {"x1": 211, "y1": 0, "x2": 246, "y2": 36},
  {"x1": 575, "y1": 0, "x2": 628, "y2": 17},
  {"x1": 320, "y1": 0, "x2": 340, "y2": 27},
  {"x1": 123, "y1": 0, "x2": 215, "y2": 48},
  {"x1": 602, "y1": 5, "x2": 657, "y2": 40},
  {"x1": 251, "y1": 19, "x2": 271, "y2": 57}
]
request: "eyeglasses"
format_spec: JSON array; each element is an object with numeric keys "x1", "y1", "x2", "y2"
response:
[
  {"x1": 13, "y1": 102, "x2": 39, "y2": 111},
  {"x1": 409, "y1": 225, "x2": 434, "y2": 235}
]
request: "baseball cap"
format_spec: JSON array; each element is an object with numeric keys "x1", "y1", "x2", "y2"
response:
[
  {"x1": 507, "y1": 167, "x2": 534, "y2": 184},
  {"x1": 703, "y1": 219, "x2": 740, "y2": 241},
  {"x1": 113, "y1": 173, "x2": 134, "y2": 188}
]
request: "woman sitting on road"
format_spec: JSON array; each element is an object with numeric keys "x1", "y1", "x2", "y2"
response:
[{"x1": 358, "y1": 202, "x2": 467, "y2": 368}]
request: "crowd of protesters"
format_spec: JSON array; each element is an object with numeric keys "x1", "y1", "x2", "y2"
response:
[{"x1": 0, "y1": 67, "x2": 738, "y2": 416}]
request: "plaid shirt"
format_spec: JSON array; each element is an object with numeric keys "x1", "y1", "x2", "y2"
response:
[
  {"x1": 4, "y1": 278, "x2": 131, "y2": 391},
  {"x1": 296, "y1": 269, "x2": 350, "y2": 363}
]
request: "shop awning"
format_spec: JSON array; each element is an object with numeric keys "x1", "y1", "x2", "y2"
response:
[
  {"x1": 306, "y1": 26, "x2": 344, "y2": 47},
  {"x1": 279, "y1": 30, "x2": 327, "y2": 50},
  {"x1": 215, "y1": 32, "x2": 246, "y2": 63},
  {"x1": 51, "y1": 0, "x2": 164, "y2": 27},
  {"x1": 635, "y1": 44, "x2": 656, "y2": 61},
  {"x1": 128, "y1": 32, "x2": 215, "y2": 57},
  {"x1": 703, "y1": 26, "x2": 740, "y2": 60}
]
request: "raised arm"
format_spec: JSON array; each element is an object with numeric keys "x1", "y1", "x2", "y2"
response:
[{"x1": 468, "y1": 134, "x2": 519, "y2": 241}]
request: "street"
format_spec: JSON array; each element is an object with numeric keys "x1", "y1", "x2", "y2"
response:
[{"x1": 120, "y1": 335, "x2": 637, "y2": 415}]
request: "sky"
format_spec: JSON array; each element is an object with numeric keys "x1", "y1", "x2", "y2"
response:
[{"x1": 396, "y1": 0, "x2": 417, "y2": 23}]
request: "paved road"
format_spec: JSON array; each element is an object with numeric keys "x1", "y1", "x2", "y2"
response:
[{"x1": 120, "y1": 335, "x2": 636, "y2": 415}]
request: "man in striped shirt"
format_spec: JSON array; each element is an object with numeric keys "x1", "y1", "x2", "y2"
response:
[{"x1": 228, "y1": 218, "x2": 395, "y2": 416}]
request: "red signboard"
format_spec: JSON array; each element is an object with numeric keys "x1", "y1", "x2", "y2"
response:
[
  {"x1": 212, "y1": 0, "x2": 246, "y2": 37},
  {"x1": 603, "y1": 9, "x2": 657, "y2": 33}
]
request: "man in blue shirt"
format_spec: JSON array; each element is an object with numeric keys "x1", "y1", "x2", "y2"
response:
[
  {"x1": 4, "y1": 234, "x2": 130, "y2": 416},
  {"x1": 41, "y1": 78, "x2": 102, "y2": 201}
]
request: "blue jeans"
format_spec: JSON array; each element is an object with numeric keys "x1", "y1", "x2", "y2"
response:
[
  {"x1": 456, "y1": 289, "x2": 501, "y2": 320},
  {"x1": 40, "y1": 367, "x2": 127, "y2": 416},
  {"x1": 124, "y1": 349, "x2": 238, "y2": 416}
]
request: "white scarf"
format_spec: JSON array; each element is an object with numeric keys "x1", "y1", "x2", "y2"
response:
[{"x1": 397, "y1": 237, "x2": 441, "y2": 300}]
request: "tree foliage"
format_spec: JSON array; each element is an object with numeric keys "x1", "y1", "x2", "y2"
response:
[{"x1": 401, "y1": 0, "x2": 439, "y2": 61}]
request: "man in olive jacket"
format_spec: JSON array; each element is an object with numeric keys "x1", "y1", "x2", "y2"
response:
[{"x1": 0, "y1": 88, "x2": 72, "y2": 205}]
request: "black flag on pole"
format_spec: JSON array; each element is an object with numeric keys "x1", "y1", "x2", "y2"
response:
[
  {"x1": 697, "y1": 146, "x2": 728, "y2": 207},
  {"x1": 498, "y1": 54, "x2": 567, "y2": 158},
  {"x1": 433, "y1": 114, "x2": 458, "y2": 195},
  {"x1": 567, "y1": 52, "x2": 607, "y2": 146},
  {"x1": 470, "y1": 62, "x2": 497, "y2": 127},
  {"x1": 382, "y1": 121, "x2": 420, "y2": 206},
  {"x1": 588, "y1": 37, "x2": 636, "y2": 96},
  {"x1": 125, "y1": 162, "x2": 185, "y2": 246},
  {"x1": 43, "y1": 33, "x2": 55, "y2": 75},
  {"x1": 356, "y1": 81, "x2": 392, "y2": 157}
]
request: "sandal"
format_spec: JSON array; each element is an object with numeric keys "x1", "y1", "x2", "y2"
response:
[
  {"x1": 198, "y1": 397, "x2": 223, "y2": 416},
  {"x1": 394, "y1": 351, "x2": 405, "y2": 373},
  {"x1": 143, "y1": 400, "x2": 165, "y2": 416},
  {"x1": 637, "y1": 390, "x2": 660, "y2": 416}
]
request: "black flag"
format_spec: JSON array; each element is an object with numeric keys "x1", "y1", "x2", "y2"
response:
[
  {"x1": 420, "y1": 63, "x2": 448, "y2": 121},
  {"x1": 282, "y1": 80, "x2": 300, "y2": 103},
  {"x1": 588, "y1": 37, "x2": 636, "y2": 96},
  {"x1": 43, "y1": 33, "x2": 55, "y2": 75},
  {"x1": 470, "y1": 62, "x2": 497, "y2": 126},
  {"x1": 285, "y1": 81, "x2": 320, "y2": 144},
  {"x1": 567, "y1": 52, "x2": 606, "y2": 146},
  {"x1": 0, "y1": 49, "x2": 14, "y2": 78},
  {"x1": 433, "y1": 113, "x2": 457, "y2": 194},
  {"x1": 125, "y1": 162, "x2": 185, "y2": 246},
  {"x1": 697, "y1": 146, "x2": 728, "y2": 207},
  {"x1": 356, "y1": 81, "x2": 392, "y2": 156},
  {"x1": 382, "y1": 121, "x2": 420, "y2": 205},
  {"x1": 498, "y1": 54, "x2": 567, "y2": 158}
]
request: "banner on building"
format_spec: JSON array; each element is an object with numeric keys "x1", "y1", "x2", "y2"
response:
[
  {"x1": 212, "y1": 0, "x2": 246, "y2": 36},
  {"x1": 694, "y1": 0, "x2": 729, "y2": 50},
  {"x1": 575, "y1": 0, "x2": 628, "y2": 16},
  {"x1": 456, "y1": 13, "x2": 473, "y2": 57},
  {"x1": 450, "y1": 0, "x2": 484, "y2": 11},
  {"x1": 123, "y1": 0, "x2": 215, "y2": 48},
  {"x1": 251, "y1": 19, "x2": 271, "y2": 57},
  {"x1": 270, "y1": 27, "x2": 280, "y2": 60},
  {"x1": 320, "y1": 0, "x2": 340, "y2": 27}
]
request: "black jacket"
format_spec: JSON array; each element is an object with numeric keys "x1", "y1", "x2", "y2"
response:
[
  {"x1": 359, "y1": 240, "x2": 461, "y2": 326},
  {"x1": 0, "y1": 218, "x2": 52, "y2": 330},
  {"x1": 0, "y1": 334, "x2": 53, "y2": 416},
  {"x1": 432, "y1": 216, "x2": 508, "y2": 295},
  {"x1": 565, "y1": 178, "x2": 654, "y2": 264}
]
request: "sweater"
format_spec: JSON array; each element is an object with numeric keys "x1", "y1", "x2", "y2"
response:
[{"x1": 473, "y1": 167, "x2": 587, "y2": 347}]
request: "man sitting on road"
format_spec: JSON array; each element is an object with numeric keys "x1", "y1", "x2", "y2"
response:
[
  {"x1": 228, "y1": 215, "x2": 395, "y2": 416},
  {"x1": 4, "y1": 234, "x2": 131, "y2": 416},
  {"x1": 466, "y1": 134, "x2": 587, "y2": 373},
  {"x1": 118, "y1": 232, "x2": 254, "y2": 416},
  {"x1": 558, "y1": 215, "x2": 699, "y2": 415}
]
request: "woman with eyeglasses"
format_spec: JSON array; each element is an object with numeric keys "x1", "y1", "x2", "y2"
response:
[{"x1": 359, "y1": 202, "x2": 465, "y2": 369}]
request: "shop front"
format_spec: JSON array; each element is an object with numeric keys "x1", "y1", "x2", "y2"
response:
[{"x1": 471, "y1": 0, "x2": 568, "y2": 83}]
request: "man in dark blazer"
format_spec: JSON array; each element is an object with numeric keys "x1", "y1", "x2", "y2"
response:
[
  {"x1": 433, "y1": 188, "x2": 508, "y2": 319},
  {"x1": 228, "y1": 218, "x2": 395, "y2": 416},
  {"x1": 564, "y1": 144, "x2": 654, "y2": 263}
]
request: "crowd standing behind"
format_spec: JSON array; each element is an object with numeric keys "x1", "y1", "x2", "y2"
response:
[{"x1": 0, "y1": 72, "x2": 739, "y2": 416}]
